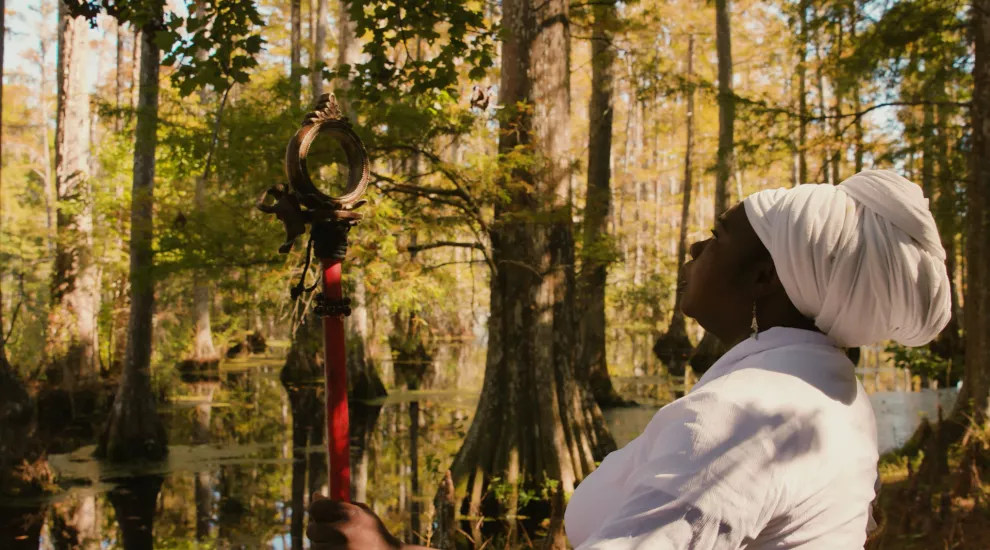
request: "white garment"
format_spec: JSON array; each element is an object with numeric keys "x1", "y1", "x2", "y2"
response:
[
  {"x1": 743, "y1": 170, "x2": 950, "y2": 348},
  {"x1": 564, "y1": 328, "x2": 879, "y2": 549}
]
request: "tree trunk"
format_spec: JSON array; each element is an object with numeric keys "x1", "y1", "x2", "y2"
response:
[
  {"x1": 187, "y1": 379, "x2": 217, "y2": 540},
  {"x1": 686, "y1": 0, "x2": 737, "y2": 379},
  {"x1": 49, "y1": 0, "x2": 100, "y2": 389},
  {"x1": 282, "y1": 317, "x2": 324, "y2": 550},
  {"x1": 438, "y1": 0, "x2": 615, "y2": 545},
  {"x1": 1, "y1": 0, "x2": 6, "y2": 369},
  {"x1": 37, "y1": 29, "x2": 56, "y2": 257},
  {"x1": 388, "y1": 241, "x2": 432, "y2": 543},
  {"x1": 577, "y1": 0, "x2": 623, "y2": 408},
  {"x1": 115, "y1": 22, "x2": 124, "y2": 131},
  {"x1": 189, "y1": 282, "x2": 218, "y2": 363},
  {"x1": 960, "y1": 0, "x2": 990, "y2": 424},
  {"x1": 652, "y1": 34, "x2": 696, "y2": 376},
  {"x1": 350, "y1": 400, "x2": 382, "y2": 505},
  {"x1": 633, "y1": 100, "x2": 644, "y2": 286},
  {"x1": 291, "y1": 0, "x2": 302, "y2": 109},
  {"x1": 409, "y1": 397, "x2": 422, "y2": 542},
  {"x1": 816, "y1": 65, "x2": 830, "y2": 184},
  {"x1": 850, "y1": 11, "x2": 863, "y2": 173},
  {"x1": 797, "y1": 0, "x2": 808, "y2": 185},
  {"x1": 51, "y1": 495, "x2": 99, "y2": 550},
  {"x1": 922, "y1": 102, "x2": 936, "y2": 198},
  {"x1": 336, "y1": 0, "x2": 358, "y2": 111},
  {"x1": 107, "y1": 476, "x2": 162, "y2": 550},
  {"x1": 185, "y1": 1, "x2": 220, "y2": 368},
  {"x1": 311, "y1": 0, "x2": 328, "y2": 100},
  {"x1": 0, "y1": 0, "x2": 46, "y2": 494},
  {"x1": 346, "y1": 276, "x2": 386, "y2": 399},
  {"x1": 0, "y1": 353, "x2": 37, "y2": 496},
  {"x1": 930, "y1": 104, "x2": 964, "y2": 369},
  {"x1": 690, "y1": 330, "x2": 727, "y2": 376},
  {"x1": 714, "y1": 0, "x2": 734, "y2": 217},
  {"x1": 131, "y1": 30, "x2": 139, "y2": 110},
  {"x1": 97, "y1": 24, "x2": 168, "y2": 463},
  {"x1": 830, "y1": 6, "x2": 844, "y2": 183},
  {"x1": 1, "y1": 505, "x2": 45, "y2": 550}
]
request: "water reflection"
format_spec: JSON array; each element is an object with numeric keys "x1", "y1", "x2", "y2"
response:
[
  {"x1": 3, "y1": 362, "x2": 954, "y2": 548},
  {"x1": 9, "y1": 362, "x2": 478, "y2": 549}
]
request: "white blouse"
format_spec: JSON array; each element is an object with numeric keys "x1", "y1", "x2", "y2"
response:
[{"x1": 565, "y1": 328, "x2": 879, "y2": 549}]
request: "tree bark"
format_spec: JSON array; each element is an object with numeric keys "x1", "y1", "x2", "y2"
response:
[
  {"x1": 816, "y1": 65, "x2": 830, "y2": 184},
  {"x1": 922, "y1": 102, "x2": 936, "y2": 198},
  {"x1": 115, "y1": 22, "x2": 124, "y2": 131},
  {"x1": 577, "y1": 0, "x2": 623, "y2": 408},
  {"x1": 850, "y1": 11, "x2": 863, "y2": 173},
  {"x1": 336, "y1": 0, "x2": 359, "y2": 112},
  {"x1": 797, "y1": 0, "x2": 808, "y2": 185},
  {"x1": 931, "y1": 104, "x2": 963, "y2": 368},
  {"x1": 830, "y1": 6, "x2": 844, "y2": 183},
  {"x1": 652, "y1": 35, "x2": 696, "y2": 375},
  {"x1": 0, "y1": 0, "x2": 46, "y2": 503},
  {"x1": 291, "y1": 0, "x2": 302, "y2": 109},
  {"x1": 311, "y1": 0, "x2": 328, "y2": 100},
  {"x1": 687, "y1": 0, "x2": 737, "y2": 378},
  {"x1": 97, "y1": 24, "x2": 167, "y2": 462},
  {"x1": 347, "y1": 275, "x2": 387, "y2": 399},
  {"x1": 50, "y1": 0, "x2": 100, "y2": 388},
  {"x1": 714, "y1": 0, "x2": 734, "y2": 217},
  {"x1": 959, "y1": 0, "x2": 990, "y2": 423},
  {"x1": 438, "y1": 0, "x2": 615, "y2": 545},
  {"x1": 131, "y1": 29, "x2": 139, "y2": 110},
  {"x1": 185, "y1": 1, "x2": 220, "y2": 368},
  {"x1": 35, "y1": 19, "x2": 56, "y2": 256},
  {"x1": 1, "y1": 0, "x2": 7, "y2": 368}
]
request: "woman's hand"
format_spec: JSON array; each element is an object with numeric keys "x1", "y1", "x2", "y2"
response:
[{"x1": 307, "y1": 493, "x2": 412, "y2": 550}]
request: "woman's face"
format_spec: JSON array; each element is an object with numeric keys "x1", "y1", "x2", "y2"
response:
[{"x1": 679, "y1": 202, "x2": 771, "y2": 342}]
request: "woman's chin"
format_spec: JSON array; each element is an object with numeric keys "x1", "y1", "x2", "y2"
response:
[{"x1": 680, "y1": 302, "x2": 697, "y2": 321}]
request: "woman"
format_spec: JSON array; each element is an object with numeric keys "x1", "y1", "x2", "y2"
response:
[{"x1": 307, "y1": 170, "x2": 951, "y2": 549}]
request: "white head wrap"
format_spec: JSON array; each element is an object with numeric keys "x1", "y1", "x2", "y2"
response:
[{"x1": 743, "y1": 170, "x2": 951, "y2": 348}]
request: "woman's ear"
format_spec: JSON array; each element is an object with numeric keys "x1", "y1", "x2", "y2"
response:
[{"x1": 752, "y1": 257, "x2": 783, "y2": 300}]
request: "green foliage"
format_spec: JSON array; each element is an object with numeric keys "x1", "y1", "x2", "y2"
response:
[
  {"x1": 885, "y1": 342, "x2": 956, "y2": 386},
  {"x1": 487, "y1": 474, "x2": 560, "y2": 513},
  {"x1": 332, "y1": 0, "x2": 497, "y2": 104},
  {"x1": 64, "y1": 0, "x2": 170, "y2": 29},
  {"x1": 160, "y1": 0, "x2": 267, "y2": 96}
]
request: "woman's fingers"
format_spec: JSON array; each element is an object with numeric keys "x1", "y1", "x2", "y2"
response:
[
  {"x1": 306, "y1": 521, "x2": 349, "y2": 543},
  {"x1": 307, "y1": 497, "x2": 399, "y2": 550},
  {"x1": 309, "y1": 496, "x2": 355, "y2": 523}
]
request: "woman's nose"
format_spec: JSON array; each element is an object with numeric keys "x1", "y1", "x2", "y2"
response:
[{"x1": 689, "y1": 239, "x2": 706, "y2": 260}]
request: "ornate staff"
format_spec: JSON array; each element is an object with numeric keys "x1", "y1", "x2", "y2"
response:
[{"x1": 258, "y1": 93, "x2": 369, "y2": 502}]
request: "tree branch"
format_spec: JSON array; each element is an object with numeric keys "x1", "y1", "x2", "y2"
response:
[
  {"x1": 423, "y1": 259, "x2": 488, "y2": 272},
  {"x1": 407, "y1": 241, "x2": 485, "y2": 253}
]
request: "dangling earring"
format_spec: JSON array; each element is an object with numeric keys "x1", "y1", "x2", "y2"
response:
[{"x1": 751, "y1": 302, "x2": 759, "y2": 340}]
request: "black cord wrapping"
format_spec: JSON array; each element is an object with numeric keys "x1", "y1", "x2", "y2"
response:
[{"x1": 290, "y1": 235, "x2": 320, "y2": 300}]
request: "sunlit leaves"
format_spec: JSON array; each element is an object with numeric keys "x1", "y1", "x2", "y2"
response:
[
  {"x1": 329, "y1": 0, "x2": 498, "y2": 104},
  {"x1": 161, "y1": 0, "x2": 267, "y2": 96}
]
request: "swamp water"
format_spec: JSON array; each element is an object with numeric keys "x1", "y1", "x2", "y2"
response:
[{"x1": 1, "y1": 361, "x2": 956, "y2": 549}]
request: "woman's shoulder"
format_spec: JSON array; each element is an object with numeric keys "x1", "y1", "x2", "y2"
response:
[{"x1": 701, "y1": 342, "x2": 863, "y2": 410}]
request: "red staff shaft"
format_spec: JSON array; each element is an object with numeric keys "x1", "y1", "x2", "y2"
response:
[{"x1": 321, "y1": 258, "x2": 351, "y2": 502}]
